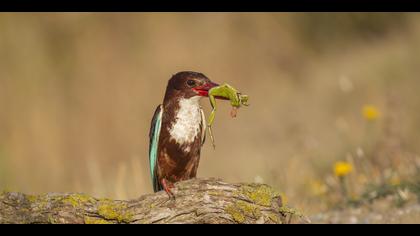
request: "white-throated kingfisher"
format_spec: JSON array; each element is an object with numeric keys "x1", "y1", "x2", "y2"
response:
[{"x1": 148, "y1": 71, "x2": 221, "y2": 198}]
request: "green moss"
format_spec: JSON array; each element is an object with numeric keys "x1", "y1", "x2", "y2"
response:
[
  {"x1": 62, "y1": 194, "x2": 94, "y2": 208},
  {"x1": 225, "y1": 204, "x2": 246, "y2": 223},
  {"x1": 225, "y1": 184, "x2": 287, "y2": 223},
  {"x1": 26, "y1": 194, "x2": 38, "y2": 203},
  {"x1": 225, "y1": 200, "x2": 263, "y2": 223},
  {"x1": 84, "y1": 216, "x2": 113, "y2": 224},
  {"x1": 240, "y1": 184, "x2": 280, "y2": 207},
  {"x1": 208, "y1": 190, "x2": 224, "y2": 196},
  {"x1": 279, "y1": 206, "x2": 305, "y2": 219},
  {"x1": 30, "y1": 194, "x2": 49, "y2": 209},
  {"x1": 268, "y1": 213, "x2": 281, "y2": 224},
  {"x1": 97, "y1": 200, "x2": 133, "y2": 223},
  {"x1": 48, "y1": 215, "x2": 57, "y2": 224},
  {"x1": 236, "y1": 201, "x2": 261, "y2": 218}
]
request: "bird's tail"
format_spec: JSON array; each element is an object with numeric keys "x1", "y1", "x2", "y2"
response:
[{"x1": 153, "y1": 178, "x2": 163, "y2": 193}]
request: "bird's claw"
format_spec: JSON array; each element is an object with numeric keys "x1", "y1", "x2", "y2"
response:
[{"x1": 162, "y1": 178, "x2": 176, "y2": 199}]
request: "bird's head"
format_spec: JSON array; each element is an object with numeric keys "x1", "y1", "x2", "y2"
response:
[{"x1": 166, "y1": 71, "x2": 219, "y2": 99}]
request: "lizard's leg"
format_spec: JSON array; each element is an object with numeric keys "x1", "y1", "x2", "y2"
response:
[{"x1": 207, "y1": 95, "x2": 217, "y2": 149}]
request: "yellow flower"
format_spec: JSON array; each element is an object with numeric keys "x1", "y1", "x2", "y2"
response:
[
  {"x1": 362, "y1": 105, "x2": 380, "y2": 121},
  {"x1": 334, "y1": 161, "x2": 353, "y2": 177}
]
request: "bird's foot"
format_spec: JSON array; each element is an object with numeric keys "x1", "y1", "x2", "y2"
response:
[{"x1": 161, "y1": 178, "x2": 176, "y2": 199}]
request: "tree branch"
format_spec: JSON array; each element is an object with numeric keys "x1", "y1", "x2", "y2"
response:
[{"x1": 0, "y1": 178, "x2": 307, "y2": 224}]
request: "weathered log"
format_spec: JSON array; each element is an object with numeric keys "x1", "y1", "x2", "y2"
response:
[{"x1": 0, "y1": 178, "x2": 307, "y2": 224}]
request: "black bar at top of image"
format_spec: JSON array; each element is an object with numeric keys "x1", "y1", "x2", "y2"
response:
[{"x1": 0, "y1": 0, "x2": 419, "y2": 12}]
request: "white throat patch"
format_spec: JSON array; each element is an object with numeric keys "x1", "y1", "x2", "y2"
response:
[{"x1": 169, "y1": 96, "x2": 202, "y2": 148}]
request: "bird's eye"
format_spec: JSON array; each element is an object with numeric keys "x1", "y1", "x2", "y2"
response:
[{"x1": 186, "y1": 80, "x2": 196, "y2": 87}]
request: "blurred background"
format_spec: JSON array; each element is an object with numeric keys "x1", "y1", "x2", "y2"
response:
[{"x1": 1, "y1": 13, "x2": 420, "y2": 221}]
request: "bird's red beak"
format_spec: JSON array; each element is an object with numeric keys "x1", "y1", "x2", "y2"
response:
[{"x1": 193, "y1": 81, "x2": 219, "y2": 97}]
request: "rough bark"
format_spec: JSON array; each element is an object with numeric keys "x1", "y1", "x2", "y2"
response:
[{"x1": 0, "y1": 178, "x2": 308, "y2": 224}]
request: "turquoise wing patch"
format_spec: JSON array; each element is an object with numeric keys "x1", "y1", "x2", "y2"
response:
[{"x1": 149, "y1": 105, "x2": 163, "y2": 192}]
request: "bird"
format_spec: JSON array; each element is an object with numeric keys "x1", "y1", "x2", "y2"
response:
[{"x1": 148, "y1": 71, "x2": 220, "y2": 198}]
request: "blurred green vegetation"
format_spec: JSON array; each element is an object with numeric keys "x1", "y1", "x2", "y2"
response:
[{"x1": 293, "y1": 13, "x2": 410, "y2": 51}]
